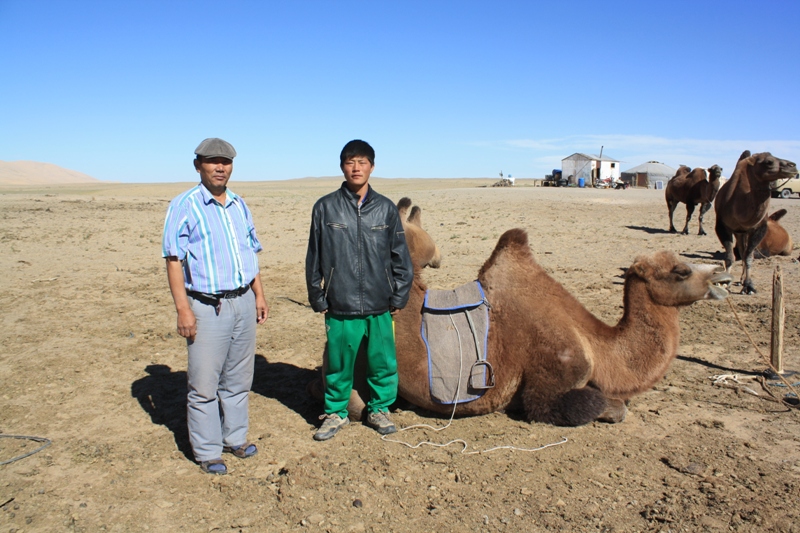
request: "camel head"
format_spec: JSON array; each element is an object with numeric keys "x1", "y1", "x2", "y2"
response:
[
  {"x1": 626, "y1": 251, "x2": 731, "y2": 306},
  {"x1": 740, "y1": 152, "x2": 798, "y2": 186},
  {"x1": 707, "y1": 165, "x2": 723, "y2": 182}
]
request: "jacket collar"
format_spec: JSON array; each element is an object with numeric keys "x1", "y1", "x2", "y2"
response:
[{"x1": 339, "y1": 181, "x2": 372, "y2": 205}]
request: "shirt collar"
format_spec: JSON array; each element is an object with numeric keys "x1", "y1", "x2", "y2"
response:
[{"x1": 199, "y1": 182, "x2": 237, "y2": 207}]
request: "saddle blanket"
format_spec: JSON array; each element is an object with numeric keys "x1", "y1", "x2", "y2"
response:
[{"x1": 421, "y1": 280, "x2": 491, "y2": 405}]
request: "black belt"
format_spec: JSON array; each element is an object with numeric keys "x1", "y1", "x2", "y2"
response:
[{"x1": 188, "y1": 285, "x2": 250, "y2": 307}]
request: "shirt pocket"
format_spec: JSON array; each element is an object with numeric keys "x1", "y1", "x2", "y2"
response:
[
  {"x1": 326, "y1": 222, "x2": 348, "y2": 230},
  {"x1": 371, "y1": 224, "x2": 389, "y2": 231}
]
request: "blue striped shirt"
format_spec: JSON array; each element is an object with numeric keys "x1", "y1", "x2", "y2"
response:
[{"x1": 162, "y1": 183, "x2": 262, "y2": 294}]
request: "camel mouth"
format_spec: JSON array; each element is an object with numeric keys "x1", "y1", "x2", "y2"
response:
[{"x1": 707, "y1": 271, "x2": 732, "y2": 300}]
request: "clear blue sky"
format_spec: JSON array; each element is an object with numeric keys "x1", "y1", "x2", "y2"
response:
[{"x1": 1, "y1": 1, "x2": 798, "y2": 182}]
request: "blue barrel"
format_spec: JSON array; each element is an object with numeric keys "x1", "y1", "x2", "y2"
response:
[{"x1": 578, "y1": 178, "x2": 585, "y2": 188}]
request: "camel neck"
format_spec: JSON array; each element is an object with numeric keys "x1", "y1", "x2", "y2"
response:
[{"x1": 593, "y1": 276, "x2": 680, "y2": 397}]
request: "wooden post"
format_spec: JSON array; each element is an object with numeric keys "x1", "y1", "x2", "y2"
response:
[{"x1": 770, "y1": 266, "x2": 784, "y2": 374}]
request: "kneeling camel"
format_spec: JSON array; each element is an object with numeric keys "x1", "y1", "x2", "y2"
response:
[{"x1": 319, "y1": 229, "x2": 732, "y2": 426}]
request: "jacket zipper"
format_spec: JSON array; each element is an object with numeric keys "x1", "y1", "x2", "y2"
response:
[
  {"x1": 357, "y1": 202, "x2": 363, "y2": 314},
  {"x1": 324, "y1": 267, "x2": 334, "y2": 300}
]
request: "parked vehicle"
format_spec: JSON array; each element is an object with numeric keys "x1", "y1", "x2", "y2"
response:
[
  {"x1": 543, "y1": 169, "x2": 568, "y2": 187},
  {"x1": 771, "y1": 174, "x2": 800, "y2": 198}
]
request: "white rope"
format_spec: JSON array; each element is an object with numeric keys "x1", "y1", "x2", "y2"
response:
[{"x1": 383, "y1": 314, "x2": 569, "y2": 455}]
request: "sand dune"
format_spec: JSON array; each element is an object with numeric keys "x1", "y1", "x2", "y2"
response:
[{"x1": 0, "y1": 160, "x2": 99, "y2": 185}]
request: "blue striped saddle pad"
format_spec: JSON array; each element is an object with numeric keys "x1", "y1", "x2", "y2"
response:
[{"x1": 421, "y1": 280, "x2": 494, "y2": 405}]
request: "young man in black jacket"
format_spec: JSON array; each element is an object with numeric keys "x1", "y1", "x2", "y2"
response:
[{"x1": 305, "y1": 140, "x2": 414, "y2": 441}]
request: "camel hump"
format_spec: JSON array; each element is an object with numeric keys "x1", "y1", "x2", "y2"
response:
[
  {"x1": 769, "y1": 209, "x2": 788, "y2": 221},
  {"x1": 408, "y1": 205, "x2": 422, "y2": 226},
  {"x1": 495, "y1": 228, "x2": 529, "y2": 249},
  {"x1": 478, "y1": 228, "x2": 531, "y2": 277},
  {"x1": 397, "y1": 197, "x2": 412, "y2": 218}
]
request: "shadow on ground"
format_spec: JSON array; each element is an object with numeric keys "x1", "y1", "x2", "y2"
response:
[
  {"x1": 131, "y1": 364, "x2": 193, "y2": 460},
  {"x1": 252, "y1": 354, "x2": 320, "y2": 425},
  {"x1": 625, "y1": 225, "x2": 673, "y2": 235}
]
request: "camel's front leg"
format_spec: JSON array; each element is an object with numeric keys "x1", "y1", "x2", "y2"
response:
[
  {"x1": 667, "y1": 200, "x2": 679, "y2": 233},
  {"x1": 597, "y1": 398, "x2": 628, "y2": 423},
  {"x1": 715, "y1": 219, "x2": 735, "y2": 274},
  {"x1": 681, "y1": 203, "x2": 695, "y2": 235},
  {"x1": 740, "y1": 226, "x2": 768, "y2": 295},
  {"x1": 697, "y1": 202, "x2": 712, "y2": 236}
]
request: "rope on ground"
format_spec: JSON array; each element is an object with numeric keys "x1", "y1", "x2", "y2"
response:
[
  {"x1": 726, "y1": 298, "x2": 800, "y2": 408},
  {"x1": 382, "y1": 314, "x2": 569, "y2": 455},
  {"x1": 0, "y1": 434, "x2": 52, "y2": 466}
]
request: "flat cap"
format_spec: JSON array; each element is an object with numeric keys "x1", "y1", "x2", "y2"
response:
[{"x1": 194, "y1": 138, "x2": 237, "y2": 159}]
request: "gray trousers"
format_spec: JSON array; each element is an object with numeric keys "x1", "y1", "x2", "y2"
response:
[{"x1": 187, "y1": 290, "x2": 256, "y2": 462}]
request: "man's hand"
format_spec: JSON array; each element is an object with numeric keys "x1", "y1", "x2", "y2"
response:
[
  {"x1": 176, "y1": 307, "x2": 197, "y2": 340},
  {"x1": 256, "y1": 295, "x2": 269, "y2": 324}
]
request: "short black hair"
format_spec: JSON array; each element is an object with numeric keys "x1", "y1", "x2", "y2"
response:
[{"x1": 340, "y1": 139, "x2": 375, "y2": 167}]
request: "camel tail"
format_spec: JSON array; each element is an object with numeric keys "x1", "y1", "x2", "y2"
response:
[
  {"x1": 526, "y1": 388, "x2": 607, "y2": 427},
  {"x1": 397, "y1": 197, "x2": 412, "y2": 218},
  {"x1": 478, "y1": 228, "x2": 530, "y2": 277},
  {"x1": 769, "y1": 209, "x2": 788, "y2": 221}
]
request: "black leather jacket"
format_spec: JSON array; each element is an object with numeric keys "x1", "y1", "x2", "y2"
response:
[{"x1": 305, "y1": 183, "x2": 413, "y2": 316}]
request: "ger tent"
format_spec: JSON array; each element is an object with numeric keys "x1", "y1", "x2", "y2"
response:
[{"x1": 621, "y1": 161, "x2": 676, "y2": 188}]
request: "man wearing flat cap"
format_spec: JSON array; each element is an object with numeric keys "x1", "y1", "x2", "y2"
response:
[{"x1": 162, "y1": 138, "x2": 269, "y2": 475}]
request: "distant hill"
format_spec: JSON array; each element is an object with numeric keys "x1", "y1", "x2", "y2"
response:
[{"x1": 0, "y1": 160, "x2": 99, "y2": 185}]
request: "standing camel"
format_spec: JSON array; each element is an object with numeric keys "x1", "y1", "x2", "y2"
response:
[
  {"x1": 715, "y1": 151, "x2": 798, "y2": 294},
  {"x1": 665, "y1": 164, "x2": 723, "y2": 235}
]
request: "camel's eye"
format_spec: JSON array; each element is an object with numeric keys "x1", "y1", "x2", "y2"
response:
[{"x1": 671, "y1": 265, "x2": 691, "y2": 280}]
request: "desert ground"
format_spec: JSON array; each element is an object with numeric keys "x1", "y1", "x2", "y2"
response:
[{"x1": 1, "y1": 178, "x2": 799, "y2": 532}]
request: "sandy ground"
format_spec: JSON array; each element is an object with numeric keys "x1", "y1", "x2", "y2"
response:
[{"x1": 1, "y1": 178, "x2": 799, "y2": 532}]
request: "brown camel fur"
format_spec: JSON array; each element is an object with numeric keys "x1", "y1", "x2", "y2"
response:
[
  {"x1": 734, "y1": 209, "x2": 793, "y2": 259},
  {"x1": 313, "y1": 229, "x2": 732, "y2": 426},
  {"x1": 665, "y1": 164, "x2": 723, "y2": 235},
  {"x1": 397, "y1": 197, "x2": 441, "y2": 269},
  {"x1": 714, "y1": 151, "x2": 798, "y2": 294}
]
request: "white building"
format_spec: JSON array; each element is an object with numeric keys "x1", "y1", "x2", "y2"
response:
[{"x1": 561, "y1": 153, "x2": 621, "y2": 186}]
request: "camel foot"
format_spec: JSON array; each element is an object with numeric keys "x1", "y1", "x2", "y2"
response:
[
  {"x1": 680, "y1": 229, "x2": 689, "y2": 235},
  {"x1": 597, "y1": 399, "x2": 627, "y2": 423},
  {"x1": 698, "y1": 230, "x2": 707, "y2": 236},
  {"x1": 741, "y1": 282, "x2": 757, "y2": 295},
  {"x1": 669, "y1": 227, "x2": 677, "y2": 234}
]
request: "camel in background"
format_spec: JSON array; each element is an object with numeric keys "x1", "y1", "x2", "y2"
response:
[
  {"x1": 734, "y1": 209, "x2": 794, "y2": 259},
  {"x1": 665, "y1": 164, "x2": 723, "y2": 235},
  {"x1": 715, "y1": 151, "x2": 798, "y2": 294}
]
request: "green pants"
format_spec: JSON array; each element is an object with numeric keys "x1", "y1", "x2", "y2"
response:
[{"x1": 324, "y1": 312, "x2": 398, "y2": 418}]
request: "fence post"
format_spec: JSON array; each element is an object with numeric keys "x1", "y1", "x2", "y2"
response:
[{"x1": 770, "y1": 266, "x2": 784, "y2": 374}]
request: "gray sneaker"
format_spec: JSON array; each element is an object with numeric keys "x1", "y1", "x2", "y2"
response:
[
  {"x1": 366, "y1": 411, "x2": 397, "y2": 435},
  {"x1": 314, "y1": 413, "x2": 349, "y2": 441}
]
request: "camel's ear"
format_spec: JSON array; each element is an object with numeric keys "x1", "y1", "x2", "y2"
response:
[
  {"x1": 408, "y1": 206, "x2": 422, "y2": 226},
  {"x1": 627, "y1": 260, "x2": 647, "y2": 280},
  {"x1": 738, "y1": 150, "x2": 751, "y2": 162}
]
